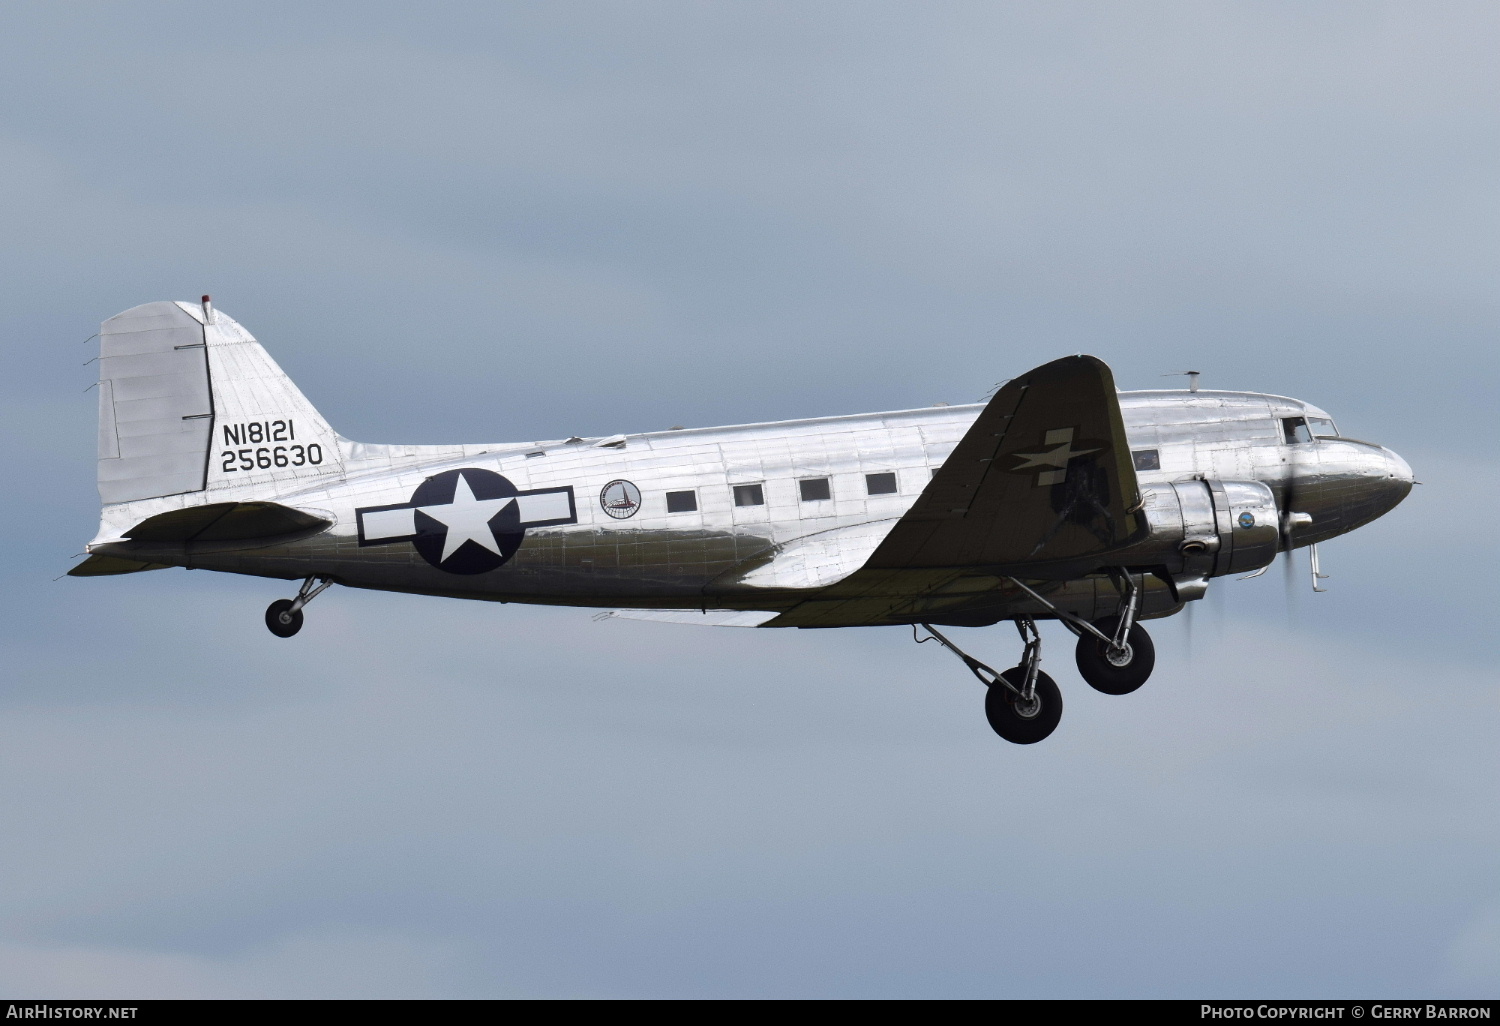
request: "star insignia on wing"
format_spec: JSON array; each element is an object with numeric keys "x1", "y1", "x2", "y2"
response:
[{"x1": 1008, "y1": 427, "x2": 1099, "y2": 486}]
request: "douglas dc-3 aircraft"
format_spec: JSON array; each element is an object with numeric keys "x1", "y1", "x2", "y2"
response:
[{"x1": 72, "y1": 298, "x2": 1413, "y2": 743}]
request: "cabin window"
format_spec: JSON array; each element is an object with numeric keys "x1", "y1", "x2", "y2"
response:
[
  {"x1": 799, "y1": 478, "x2": 831, "y2": 502},
  {"x1": 733, "y1": 483, "x2": 765, "y2": 507},
  {"x1": 1132, "y1": 449, "x2": 1160, "y2": 471},
  {"x1": 1282, "y1": 417, "x2": 1314, "y2": 444},
  {"x1": 665, "y1": 490, "x2": 697, "y2": 513},
  {"x1": 865, "y1": 472, "x2": 898, "y2": 495}
]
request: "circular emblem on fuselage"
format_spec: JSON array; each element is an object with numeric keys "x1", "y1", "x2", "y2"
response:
[
  {"x1": 1238, "y1": 511, "x2": 1256, "y2": 528},
  {"x1": 600, "y1": 479, "x2": 642, "y2": 519}
]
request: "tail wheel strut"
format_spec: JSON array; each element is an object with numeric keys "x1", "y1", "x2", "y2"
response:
[{"x1": 265, "y1": 576, "x2": 332, "y2": 638}]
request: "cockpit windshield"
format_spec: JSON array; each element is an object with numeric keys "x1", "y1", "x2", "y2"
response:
[{"x1": 1282, "y1": 415, "x2": 1339, "y2": 443}]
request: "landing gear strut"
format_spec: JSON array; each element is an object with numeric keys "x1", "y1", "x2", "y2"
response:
[
  {"x1": 1006, "y1": 571, "x2": 1157, "y2": 696},
  {"x1": 916, "y1": 620, "x2": 1063, "y2": 745},
  {"x1": 1074, "y1": 616, "x2": 1155, "y2": 695},
  {"x1": 1071, "y1": 571, "x2": 1155, "y2": 695},
  {"x1": 265, "y1": 576, "x2": 332, "y2": 638}
]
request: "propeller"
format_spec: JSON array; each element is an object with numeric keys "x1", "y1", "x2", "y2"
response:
[
  {"x1": 1183, "y1": 598, "x2": 1194, "y2": 667},
  {"x1": 1279, "y1": 435, "x2": 1322, "y2": 610},
  {"x1": 1282, "y1": 532, "x2": 1299, "y2": 625}
]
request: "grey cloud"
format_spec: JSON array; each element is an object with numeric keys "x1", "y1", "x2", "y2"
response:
[{"x1": 1, "y1": 582, "x2": 1495, "y2": 996}]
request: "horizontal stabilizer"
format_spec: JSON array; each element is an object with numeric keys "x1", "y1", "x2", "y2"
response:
[
  {"x1": 67, "y1": 554, "x2": 172, "y2": 577},
  {"x1": 595, "y1": 609, "x2": 779, "y2": 627},
  {"x1": 123, "y1": 501, "x2": 331, "y2": 544}
]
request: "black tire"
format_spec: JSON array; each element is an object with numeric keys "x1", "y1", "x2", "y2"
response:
[
  {"x1": 265, "y1": 599, "x2": 303, "y2": 638},
  {"x1": 984, "y1": 668, "x2": 1063, "y2": 744},
  {"x1": 1074, "y1": 616, "x2": 1154, "y2": 695}
]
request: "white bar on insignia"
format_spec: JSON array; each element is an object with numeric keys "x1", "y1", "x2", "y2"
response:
[
  {"x1": 362, "y1": 507, "x2": 416, "y2": 540},
  {"x1": 516, "y1": 491, "x2": 571, "y2": 524},
  {"x1": 1036, "y1": 469, "x2": 1066, "y2": 486}
]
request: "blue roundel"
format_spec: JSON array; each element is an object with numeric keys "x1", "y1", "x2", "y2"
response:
[
  {"x1": 1238, "y1": 511, "x2": 1256, "y2": 528},
  {"x1": 410, "y1": 468, "x2": 525, "y2": 575}
]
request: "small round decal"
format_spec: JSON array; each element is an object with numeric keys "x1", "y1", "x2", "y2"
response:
[
  {"x1": 600, "y1": 479, "x2": 642, "y2": 519},
  {"x1": 1238, "y1": 511, "x2": 1256, "y2": 528}
]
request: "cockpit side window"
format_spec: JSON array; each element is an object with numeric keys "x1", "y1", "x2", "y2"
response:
[{"x1": 1282, "y1": 417, "x2": 1313, "y2": 444}]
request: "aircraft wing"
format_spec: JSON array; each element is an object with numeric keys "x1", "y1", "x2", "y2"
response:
[
  {"x1": 760, "y1": 355, "x2": 1143, "y2": 628},
  {"x1": 866, "y1": 354, "x2": 1143, "y2": 571},
  {"x1": 595, "y1": 609, "x2": 780, "y2": 627}
]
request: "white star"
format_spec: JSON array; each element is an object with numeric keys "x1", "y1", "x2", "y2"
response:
[
  {"x1": 1010, "y1": 440, "x2": 1098, "y2": 470},
  {"x1": 417, "y1": 473, "x2": 515, "y2": 562}
]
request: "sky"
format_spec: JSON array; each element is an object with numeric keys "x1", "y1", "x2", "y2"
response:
[{"x1": 0, "y1": 1, "x2": 1496, "y2": 999}]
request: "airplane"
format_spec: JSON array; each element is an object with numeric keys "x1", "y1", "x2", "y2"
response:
[{"x1": 71, "y1": 297, "x2": 1413, "y2": 744}]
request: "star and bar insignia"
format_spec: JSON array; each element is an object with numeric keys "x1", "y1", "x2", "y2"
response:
[{"x1": 356, "y1": 468, "x2": 576, "y2": 575}]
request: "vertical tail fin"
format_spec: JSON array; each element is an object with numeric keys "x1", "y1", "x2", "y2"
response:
[
  {"x1": 96, "y1": 301, "x2": 215, "y2": 504},
  {"x1": 96, "y1": 299, "x2": 343, "y2": 507}
]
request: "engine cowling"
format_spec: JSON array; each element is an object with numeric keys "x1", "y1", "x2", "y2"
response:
[{"x1": 1135, "y1": 479, "x2": 1279, "y2": 579}]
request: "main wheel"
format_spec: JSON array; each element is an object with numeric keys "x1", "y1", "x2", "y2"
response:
[
  {"x1": 1074, "y1": 616, "x2": 1154, "y2": 695},
  {"x1": 984, "y1": 668, "x2": 1063, "y2": 744},
  {"x1": 265, "y1": 599, "x2": 303, "y2": 638}
]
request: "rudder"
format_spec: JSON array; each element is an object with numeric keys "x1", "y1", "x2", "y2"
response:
[
  {"x1": 95, "y1": 297, "x2": 344, "y2": 507},
  {"x1": 96, "y1": 301, "x2": 215, "y2": 504}
]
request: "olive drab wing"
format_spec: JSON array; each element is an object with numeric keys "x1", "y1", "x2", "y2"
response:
[{"x1": 868, "y1": 355, "x2": 1144, "y2": 572}]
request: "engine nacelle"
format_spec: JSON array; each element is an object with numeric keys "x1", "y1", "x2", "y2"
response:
[{"x1": 1135, "y1": 479, "x2": 1279, "y2": 579}]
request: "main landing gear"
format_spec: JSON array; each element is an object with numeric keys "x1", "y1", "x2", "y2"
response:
[
  {"x1": 1010, "y1": 571, "x2": 1157, "y2": 697},
  {"x1": 915, "y1": 572, "x2": 1158, "y2": 744},
  {"x1": 916, "y1": 620, "x2": 1063, "y2": 744},
  {"x1": 1073, "y1": 614, "x2": 1155, "y2": 695},
  {"x1": 1069, "y1": 570, "x2": 1155, "y2": 695},
  {"x1": 265, "y1": 576, "x2": 332, "y2": 638}
]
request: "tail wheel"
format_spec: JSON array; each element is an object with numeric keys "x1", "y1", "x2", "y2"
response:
[
  {"x1": 984, "y1": 668, "x2": 1063, "y2": 744},
  {"x1": 1074, "y1": 616, "x2": 1154, "y2": 695},
  {"x1": 265, "y1": 599, "x2": 303, "y2": 638}
]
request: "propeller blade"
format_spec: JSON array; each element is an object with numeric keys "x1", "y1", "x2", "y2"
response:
[
  {"x1": 1183, "y1": 599, "x2": 1195, "y2": 667},
  {"x1": 1283, "y1": 544, "x2": 1298, "y2": 622}
]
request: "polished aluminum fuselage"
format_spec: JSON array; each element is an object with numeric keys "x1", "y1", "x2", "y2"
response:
[{"x1": 114, "y1": 389, "x2": 1409, "y2": 627}]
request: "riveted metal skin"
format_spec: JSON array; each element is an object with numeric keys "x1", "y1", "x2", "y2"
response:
[{"x1": 77, "y1": 304, "x2": 1413, "y2": 629}]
